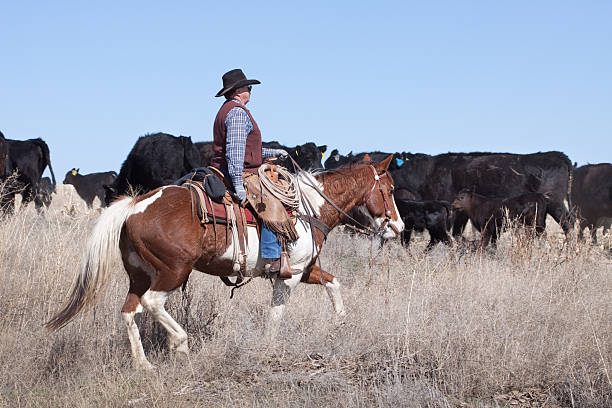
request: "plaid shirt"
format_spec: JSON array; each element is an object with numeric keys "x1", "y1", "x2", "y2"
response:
[{"x1": 225, "y1": 100, "x2": 278, "y2": 195}]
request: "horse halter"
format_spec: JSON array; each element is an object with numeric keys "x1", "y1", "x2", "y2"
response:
[{"x1": 365, "y1": 165, "x2": 400, "y2": 235}]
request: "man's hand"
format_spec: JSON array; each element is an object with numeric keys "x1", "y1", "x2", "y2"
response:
[
  {"x1": 235, "y1": 186, "x2": 248, "y2": 205},
  {"x1": 275, "y1": 149, "x2": 289, "y2": 157}
]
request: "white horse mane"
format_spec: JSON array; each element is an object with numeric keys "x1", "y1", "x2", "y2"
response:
[{"x1": 296, "y1": 170, "x2": 325, "y2": 217}]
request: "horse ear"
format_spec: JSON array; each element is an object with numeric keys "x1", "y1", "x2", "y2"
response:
[{"x1": 375, "y1": 154, "x2": 394, "y2": 172}]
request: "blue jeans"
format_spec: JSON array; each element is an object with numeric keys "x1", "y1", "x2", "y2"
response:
[{"x1": 260, "y1": 224, "x2": 281, "y2": 259}]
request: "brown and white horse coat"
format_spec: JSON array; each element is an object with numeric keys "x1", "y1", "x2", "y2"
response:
[{"x1": 47, "y1": 156, "x2": 403, "y2": 370}]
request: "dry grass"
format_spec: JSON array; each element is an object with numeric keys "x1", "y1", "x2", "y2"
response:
[{"x1": 0, "y1": 201, "x2": 611, "y2": 407}]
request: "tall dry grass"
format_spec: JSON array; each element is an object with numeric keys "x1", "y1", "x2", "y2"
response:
[{"x1": 0, "y1": 202, "x2": 610, "y2": 407}]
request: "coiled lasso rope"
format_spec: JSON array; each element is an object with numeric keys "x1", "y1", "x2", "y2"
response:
[{"x1": 258, "y1": 163, "x2": 301, "y2": 209}]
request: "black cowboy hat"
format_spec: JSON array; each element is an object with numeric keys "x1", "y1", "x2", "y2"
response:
[{"x1": 215, "y1": 69, "x2": 261, "y2": 97}]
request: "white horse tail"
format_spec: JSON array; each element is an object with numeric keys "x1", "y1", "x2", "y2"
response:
[{"x1": 46, "y1": 197, "x2": 135, "y2": 331}]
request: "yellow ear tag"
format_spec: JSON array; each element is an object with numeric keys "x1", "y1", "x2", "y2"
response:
[
  {"x1": 295, "y1": 149, "x2": 299, "y2": 156},
  {"x1": 321, "y1": 152, "x2": 324, "y2": 159},
  {"x1": 71, "y1": 170, "x2": 78, "y2": 176}
]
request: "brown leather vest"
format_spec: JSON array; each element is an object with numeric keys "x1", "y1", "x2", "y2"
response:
[{"x1": 211, "y1": 100, "x2": 262, "y2": 174}]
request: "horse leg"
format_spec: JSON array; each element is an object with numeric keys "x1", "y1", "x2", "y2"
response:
[
  {"x1": 266, "y1": 274, "x2": 303, "y2": 340},
  {"x1": 121, "y1": 247, "x2": 155, "y2": 369},
  {"x1": 121, "y1": 292, "x2": 152, "y2": 370},
  {"x1": 140, "y1": 287, "x2": 189, "y2": 355},
  {"x1": 122, "y1": 240, "x2": 191, "y2": 360},
  {"x1": 301, "y1": 264, "x2": 346, "y2": 317}
]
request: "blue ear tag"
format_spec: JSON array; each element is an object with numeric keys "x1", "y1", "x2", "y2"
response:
[{"x1": 395, "y1": 158, "x2": 404, "y2": 167}]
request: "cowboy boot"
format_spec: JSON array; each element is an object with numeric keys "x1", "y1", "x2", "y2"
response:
[{"x1": 264, "y1": 252, "x2": 293, "y2": 280}]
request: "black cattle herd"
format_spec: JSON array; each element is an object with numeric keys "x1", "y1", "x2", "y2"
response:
[{"x1": 0, "y1": 130, "x2": 610, "y2": 249}]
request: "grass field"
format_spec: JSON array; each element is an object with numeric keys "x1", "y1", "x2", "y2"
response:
[{"x1": 0, "y1": 202, "x2": 610, "y2": 407}]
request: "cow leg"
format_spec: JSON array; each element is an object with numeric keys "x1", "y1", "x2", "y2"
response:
[
  {"x1": 301, "y1": 265, "x2": 346, "y2": 317},
  {"x1": 452, "y1": 211, "x2": 469, "y2": 237},
  {"x1": 535, "y1": 209, "x2": 547, "y2": 235},
  {"x1": 266, "y1": 273, "x2": 303, "y2": 340},
  {"x1": 425, "y1": 227, "x2": 438, "y2": 250},
  {"x1": 490, "y1": 234, "x2": 498, "y2": 248},
  {"x1": 590, "y1": 225, "x2": 598, "y2": 244},
  {"x1": 578, "y1": 219, "x2": 589, "y2": 241},
  {"x1": 480, "y1": 226, "x2": 494, "y2": 249},
  {"x1": 401, "y1": 228, "x2": 413, "y2": 246},
  {"x1": 21, "y1": 185, "x2": 35, "y2": 208},
  {"x1": 426, "y1": 226, "x2": 449, "y2": 250}
]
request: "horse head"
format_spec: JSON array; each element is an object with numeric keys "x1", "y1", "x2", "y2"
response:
[{"x1": 361, "y1": 155, "x2": 404, "y2": 239}]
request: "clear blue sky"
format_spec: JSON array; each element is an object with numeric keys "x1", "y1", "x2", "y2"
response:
[{"x1": 1, "y1": 1, "x2": 610, "y2": 179}]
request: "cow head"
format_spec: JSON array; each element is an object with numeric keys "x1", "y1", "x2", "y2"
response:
[
  {"x1": 452, "y1": 188, "x2": 474, "y2": 211},
  {"x1": 63, "y1": 168, "x2": 80, "y2": 184},
  {"x1": 290, "y1": 142, "x2": 327, "y2": 171},
  {"x1": 103, "y1": 184, "x2": 118, "y2": 207},
  {"x1": 324, "y1": 149, "x2": 354, "y2": 170}
]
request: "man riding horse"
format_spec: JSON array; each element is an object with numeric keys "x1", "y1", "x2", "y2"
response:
[
  {"x1": 211, "y1": 68, "x2": 294, "y2": 279},
  {"x1": 45, "y1": 70, "x2": 405, "y2": 371}
]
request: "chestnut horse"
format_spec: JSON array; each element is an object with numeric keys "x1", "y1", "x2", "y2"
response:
[{"x1": 46, "y1": 155, "x2": 403, "y2": 369}]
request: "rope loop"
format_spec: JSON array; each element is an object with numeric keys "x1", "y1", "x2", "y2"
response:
[{"x1": 258, "y1": 164, "x2": 301, "y2": 209}]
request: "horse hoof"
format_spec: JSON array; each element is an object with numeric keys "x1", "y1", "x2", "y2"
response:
[
  {"x1": 136, "y1": 360, "x2": 155, "y2": 371},
  {"x1": 174, "y1": 342, "x2": 189, "y2": 356}
]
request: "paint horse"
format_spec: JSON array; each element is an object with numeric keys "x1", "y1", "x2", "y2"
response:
[{"x1": 46, "y1": 155, "x2": 404, "y2": 370}]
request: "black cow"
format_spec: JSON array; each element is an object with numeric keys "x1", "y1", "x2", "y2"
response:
[
  {"x1": 452, "y1": 189, "x2": 548, "y2": 248},
  {"x1": 1, "y1": 138, "x2": 56, "y2": 213},
  {"x1": 104, "y1": 133, "x2": 201, "y2": 205},
  {"x1": 571, "y1": 163, "x2": 612, "y2": 244},
  {"x1": 390, "y1": 151, "x2": 572, "y2": 236},
  {"x1": 262, "y1": 141, "x2": 327, "y2": 171},
  {"x1": 395, "y1": 199, "x2": 453, "y2": 249},
  {"x1": 195, "y1": 140, "x2": 327, "y2": 171},
  {"x1": 64, "y1": 168, "x2": 117, "y2": 208},
  {"x1": 325, "y1": 150, "x2": 403, "y2": 170},
  {"x1": 194, "y1": 141, "x2": 215, "y2": 167}
]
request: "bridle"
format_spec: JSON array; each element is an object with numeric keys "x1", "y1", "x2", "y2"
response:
[
  {"x1": 364, "y1": 165, "x2": 400, "y2": 235},
  {"x1": 288, "y1": 155, "x2": 398, "y2": 237}
]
